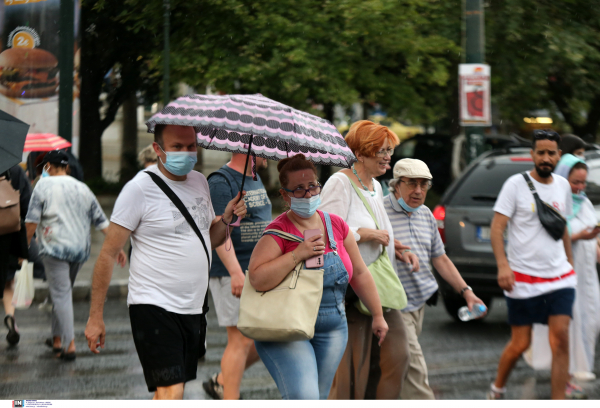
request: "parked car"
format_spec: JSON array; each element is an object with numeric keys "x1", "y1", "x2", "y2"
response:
[{"x1": 377, "y1": 133, "x2": 531, "y2": 196}]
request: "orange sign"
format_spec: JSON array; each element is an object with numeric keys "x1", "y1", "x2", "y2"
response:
[
  {"x1": 11, "y1": 31, "x2": 35, "y2": 49},
  {"x1": 4, "y1": 0, "x2": 47, "y2": 5}
]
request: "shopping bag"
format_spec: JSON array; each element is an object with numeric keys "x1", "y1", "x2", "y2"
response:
[{"x1": 12, "y1": 260, "x2": 35, "y2": 309}]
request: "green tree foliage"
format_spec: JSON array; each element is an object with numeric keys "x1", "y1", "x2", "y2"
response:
[
  {"x1": 169, "y1": 0, "x2": 460, "y2": 124},
  {"x1": 487, "y1": 1, "x2": 600, "y2": 139}
]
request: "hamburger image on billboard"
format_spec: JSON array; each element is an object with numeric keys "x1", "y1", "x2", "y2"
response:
[{"x1": 0, "y1": 46, "x2": 59, "y2": 98}]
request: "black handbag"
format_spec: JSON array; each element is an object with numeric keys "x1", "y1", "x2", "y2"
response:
[
  {"x1": 522, "y1": 172, "x2": 567, "y2": 241},
  {"x1": 145, "y1": 171, "x2": 210, "y2": 359}
]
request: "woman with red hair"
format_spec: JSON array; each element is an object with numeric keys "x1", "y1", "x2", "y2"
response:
[{"x1": 321, "y1": 120, "x2": 415, "y2": 399}]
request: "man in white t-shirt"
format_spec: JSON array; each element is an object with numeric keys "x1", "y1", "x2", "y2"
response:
[
  {"x1": 488, "y1": 130, "x2": 575, "y2": 400},
  {"x1": 84, "y1": 124, "x2": 247, "y2": 400}
]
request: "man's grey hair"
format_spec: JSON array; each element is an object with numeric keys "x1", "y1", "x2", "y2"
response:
[{"x1": 388, "y1": 178, "x2": 400, "y2": 193}]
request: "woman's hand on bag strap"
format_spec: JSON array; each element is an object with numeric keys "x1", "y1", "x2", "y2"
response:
[
  {"x1": 358, "y1": 228, "x2": 389, "y2": 246},
  {"x1": 296, "y1": 233, "x2": 325, "y2": 262}
]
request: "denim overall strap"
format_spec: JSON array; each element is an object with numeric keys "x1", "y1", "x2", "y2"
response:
[{"x1": 322, "y1": 212, "x2": 337, "y2": 253}]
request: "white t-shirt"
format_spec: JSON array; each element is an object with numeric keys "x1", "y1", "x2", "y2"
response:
[
  {"x1": 25, "y1": 175, "x2": 109, "y2": 263},
  {"x1": 111, "y1": 166, "x2": 215, "y2": 314},
  {"x1": 319, "y1": 172, "x2": 396, "y2": 272},
  {"x1": 493, "y1": 171, "x2": 575, "y2": 298}
]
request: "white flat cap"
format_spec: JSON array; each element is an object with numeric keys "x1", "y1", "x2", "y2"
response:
[{"x1": 393, "y1": 158, "x2": 432, "y2": 179}]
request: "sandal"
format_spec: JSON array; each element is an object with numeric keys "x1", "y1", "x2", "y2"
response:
[
  {"x1": 59, "y1": 350, "x2": 76, "y2": 361},
  {"x1": 4, "y1": 315, "x2": 20, "y2": 346},
  {"x1": 44, "y1": 338, "x2": 62, "y2": 353}
]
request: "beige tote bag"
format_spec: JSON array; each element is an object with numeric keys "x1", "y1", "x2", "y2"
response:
[{"x1": 237, "y1": 229, "x2": 324, "y2": 342}]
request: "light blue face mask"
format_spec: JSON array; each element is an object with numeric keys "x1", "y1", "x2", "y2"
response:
[
  {"x1": 398, "y1": 194, "x2": 421, "y2": 213},
  {"x1": 290, "y1": 195, "x2": 321, "y2": 218},
  {"x1": 41, "y1": 165, "x2": 50, "y2": 178},
  {"x1": 159, "y1": 146, "x2": 197, "y2": 176}
]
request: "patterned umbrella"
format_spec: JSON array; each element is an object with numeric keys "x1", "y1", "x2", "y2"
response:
[
  {"x1": 23, "y1": 133, "x2": 72, "y2": 152},
  {"x1": 146, "y1": 94, "x2": 356, "y2": 168}
]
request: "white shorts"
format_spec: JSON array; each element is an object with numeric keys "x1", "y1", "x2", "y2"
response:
[{"x1": 209, "y1": 277, "x2": 240, "y2": 327}]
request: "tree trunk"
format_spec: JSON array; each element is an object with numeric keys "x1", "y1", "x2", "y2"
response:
[
  {"x1": 120, "y1": 92, "x2": 139, "y2": 184},
  {"x1": 79, "y1": 27, "x2": 104, "y2": 181}
]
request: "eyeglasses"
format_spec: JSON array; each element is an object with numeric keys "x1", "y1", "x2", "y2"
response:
[
  {"x1": 283, "y1": 184, "x2": 322, "y2": 198},
  {"x1": 400, "y1": 179, "x2": 432, "y2": 191},
  {"x1": 375, "y1": 148, "x2": 394, "y2": 158},
  {"x1": 533, "y1": 129, "x2": 561, "y2": 143}
]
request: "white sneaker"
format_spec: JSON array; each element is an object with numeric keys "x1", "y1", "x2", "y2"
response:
[{"x1": 572, "y1": 371, "x2": 596, "y2": 382}]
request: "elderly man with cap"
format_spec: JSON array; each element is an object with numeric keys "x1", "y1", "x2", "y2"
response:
[
  {"x1": 25, "y1": 150, "x2": 126, "y2": 361},
  {"x1": 384, "y1": 158, "x2": 487, "y2": 399}
]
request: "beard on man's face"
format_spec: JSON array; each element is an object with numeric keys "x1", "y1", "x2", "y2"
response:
[{"x1": 535, "y1": 163, "x2": 555, "y2": 178}]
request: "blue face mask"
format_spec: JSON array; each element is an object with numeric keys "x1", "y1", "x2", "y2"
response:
[
  {"x1": 290, "y1": 195, "x2": 321, "y2": 218},
  {"x1": 41, "y1": 165, "x2": 50, "y2": 178},
  {"x1": 159, "y1": 146, "x2": 197, "y2": 176},
  {"x1": 398, "y1": 195, "x2": 421, "y2": 213}
]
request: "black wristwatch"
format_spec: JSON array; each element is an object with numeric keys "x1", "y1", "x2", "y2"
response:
[{"x1": 460, "y1": 286, "x2": 473, "y2": 297}]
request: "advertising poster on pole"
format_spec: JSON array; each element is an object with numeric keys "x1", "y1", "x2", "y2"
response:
[
  {"x1": 0, "y1": 0, "x2": 81, "y2": 153},
  {"x1": 459, "y1": 63, "x2": 491, "y2": 127}
]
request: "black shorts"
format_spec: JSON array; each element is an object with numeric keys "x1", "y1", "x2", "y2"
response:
[
  {"x1": 505, "y1": 288, "x2": 575, "y2": 326},
  {"x1": 129, "y1": 304, "x2": 204, "y2": 392}
]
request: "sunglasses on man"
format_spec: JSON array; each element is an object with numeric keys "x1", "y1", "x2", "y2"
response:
[{"x1": 532, "y1": 129, "x2": 561, "y2": 144}]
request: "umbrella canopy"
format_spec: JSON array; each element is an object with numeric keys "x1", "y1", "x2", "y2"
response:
[
  {"x1": 146, "y1": 94, "x2": 356, "y2": 168},
  {"x1": 24, "y1": 133, "x2": 72, "y2": 152},
  {"x1": 0, "y1": 110, "x2": 30, "y2": 175}
]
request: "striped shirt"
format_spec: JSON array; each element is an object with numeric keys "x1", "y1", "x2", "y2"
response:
[{"x1": 383, "y1": 194, "x2": 444, "y2": 312}]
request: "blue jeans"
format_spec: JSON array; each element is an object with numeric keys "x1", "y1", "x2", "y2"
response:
[
  {"x1": 255, "y1": 307, "x2": 348, "y2": 399},
  {"x1": 257, "y1": 212, "x2": 349, "y2": 399}
]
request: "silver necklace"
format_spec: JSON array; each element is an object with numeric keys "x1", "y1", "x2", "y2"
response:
[{"x1": 352, "y1": 163, "x2": 375, "y2": 197}]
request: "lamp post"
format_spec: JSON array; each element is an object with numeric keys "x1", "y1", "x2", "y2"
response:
[
  {"x1": 463, "y1": 0, "x2": 485, "y2": 163},
  {"x1": 163, "y1": 0, "x2": 170, "y2": 106}
]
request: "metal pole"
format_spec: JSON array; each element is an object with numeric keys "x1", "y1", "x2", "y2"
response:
[
  {"x1": 58, "y1": 0, "x2": 75, "y2": 142},
  {"x1": 163, "y1": 0, "x2": 170, "y2": 106},
  {"x1": 463, "y1": 0, "x2": 485, "y2": 163}
]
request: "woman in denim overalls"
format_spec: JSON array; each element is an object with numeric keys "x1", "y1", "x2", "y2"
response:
[{"x1": 248, "y1": 154, "x2": 388, "y2": 399}]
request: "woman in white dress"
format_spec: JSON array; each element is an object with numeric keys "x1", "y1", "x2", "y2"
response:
[{"x1": 320, "y1": 120, "x2": 417, "y2": 399}]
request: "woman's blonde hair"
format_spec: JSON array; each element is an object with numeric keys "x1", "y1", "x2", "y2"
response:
[
  {"x1": 138, "y1": 144, "x2": 158, "y2": 168},
  {"x1": 344, "y1": 120, "x2": 400, "y2": 158}
]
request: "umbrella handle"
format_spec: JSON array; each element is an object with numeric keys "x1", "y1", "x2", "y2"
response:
[{"x1": 229, "y1": 134, "x2": 254, "y2": 227}]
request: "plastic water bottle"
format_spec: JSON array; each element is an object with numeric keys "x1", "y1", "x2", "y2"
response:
[{"x1": 458, "y1": 304, "x2": 487, "y2": 321}]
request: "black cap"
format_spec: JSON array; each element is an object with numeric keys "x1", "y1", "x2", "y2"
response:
[{"x1": 40, "y1": 150, "x2": 69, "y2": 166}]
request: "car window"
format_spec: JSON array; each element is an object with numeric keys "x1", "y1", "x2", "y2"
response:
[
  {"x1": 448, "y1": 161, "x2": 533, "y2": 206},
  {"x1": 586, "y1": 167, "x2": 600, "y2": 206}
]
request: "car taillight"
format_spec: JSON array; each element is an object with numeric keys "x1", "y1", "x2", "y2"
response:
[{"x1": 433, "y1": 205, "x2": 446, "y2": 243}]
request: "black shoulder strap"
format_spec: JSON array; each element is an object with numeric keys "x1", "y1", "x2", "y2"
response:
[
  {"x1": 145, "y1": 171, "x2": 210, "y2": 315},
  {"x1": 521, "y1": 172, "x2": 538, "y2": 196}
]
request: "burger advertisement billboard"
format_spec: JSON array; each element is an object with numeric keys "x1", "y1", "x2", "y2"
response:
[{"x1": 0, "y1": 0, "x2": 81, "y2": 150}]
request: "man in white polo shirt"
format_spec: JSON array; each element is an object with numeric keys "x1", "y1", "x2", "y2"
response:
[{"x1": 489, "y1": 130, "x2": 575, "y2": 400}]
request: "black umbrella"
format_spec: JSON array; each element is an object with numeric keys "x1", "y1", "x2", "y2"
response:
[{"x1": 0, "y1": 110, "x2": 30, "y2": 174}]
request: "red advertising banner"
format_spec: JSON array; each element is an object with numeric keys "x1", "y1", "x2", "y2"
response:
[{"x1": 459, "y1": 63, "x2": 491, "y2": 127}]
